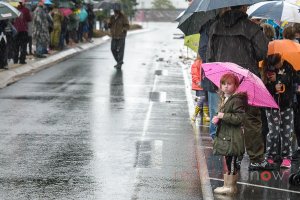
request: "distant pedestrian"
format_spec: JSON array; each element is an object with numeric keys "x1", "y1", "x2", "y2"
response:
[
  {"x1": 13, "y1": 0, "x2": 32, "y2": 64},
  {"x1": 0, "y1": 20, "x2": 8, "y2": 69},
  {"x1": 190, "y1": 54, "x2": 209, "y2": 123},
  {"x1": 207, "y1": 5, "x2": 274, "y2": 171},
  {"x1": 212, "y1": 73, "x2": 247, "y2": 195},
  {"x1": 108, "y1": 3, "x2": 129, "y2": 70},
  {"x1": 33, "y1": 0, "x2": 49, "y2": 58}
]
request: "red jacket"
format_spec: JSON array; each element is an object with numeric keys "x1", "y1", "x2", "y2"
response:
[
  {"x1": 13, "y1": 5, "x2": 31, "y2": 32},
  {"x1": 191, "y1": 59, "x2": 203, "y2": 91}
]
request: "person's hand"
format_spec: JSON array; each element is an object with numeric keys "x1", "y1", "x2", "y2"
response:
[
  {"x1": 217, "y1": 112, "x2": 224, "y2": 119},
  {"x1": 275, "y1": 83, "x2": 283, "y2": 92},
  {"x1": 267, "y1": 72, "x2": 276, "y2": 82},
  {"x1": 212, "y1": 116, "x2": 219, "y2": 125}
]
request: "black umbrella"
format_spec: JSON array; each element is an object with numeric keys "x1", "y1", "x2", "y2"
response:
[
  {"x1": 187, "y1": 0, "x2": 265, "y2": 12},
  {"x1": 94, "y1": 0, "x2": 116, "y2": 10},
  {"x1": 0, "y1": 1, "x2": 21, "y2": 20},
  {"x1": 177, "y1": 10, "x2": 218, "y2": 36}
]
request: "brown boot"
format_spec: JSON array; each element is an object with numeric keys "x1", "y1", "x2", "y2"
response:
[{"x1": 214, "y1": 174, "x2": 238, "y2": 195}]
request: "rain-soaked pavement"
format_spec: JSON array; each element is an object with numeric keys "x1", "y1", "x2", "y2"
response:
[{"x1": 0, "y1": 22, "x2": 299, "y2": 200}]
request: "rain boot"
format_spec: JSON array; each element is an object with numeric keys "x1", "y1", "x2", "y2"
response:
[
  {"x1": 203, "y1": 105, "x2": 210, "y2": 122},
  {"x1": 191, "y1": 105, "x2": 201, "y2": 122},
  {"x1": 214, "y1": 174, "x2": 238, "y2": 195}
]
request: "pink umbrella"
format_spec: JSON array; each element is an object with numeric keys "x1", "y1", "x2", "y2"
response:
[
  {"x1": 59, "y1": 8, "x2": 72, "y2": 17},
  {"x1": 202, "y1": 62, "x2": 279, "y2": 109}
]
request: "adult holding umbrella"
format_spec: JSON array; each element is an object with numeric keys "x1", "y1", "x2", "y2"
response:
[{"x1": 206, "y1": 4, "x2": 274, "y2": 195}]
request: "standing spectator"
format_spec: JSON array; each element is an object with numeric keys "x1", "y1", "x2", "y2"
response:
[
  {"x1": 0, "y1": 20, "x2": 8, "y2": 69},
  {"x1": 262, "y1": 54, "x2": 295, "y2": 168},
  {"x1": 33, "y1": 0, "x2": 49, "y2": 58},
  {"x1": 207, "y1": 5, "x2": 274, "y2": 170},
  {"x1": 13, "y1": 0, "x2": 32, "y2": 64},
  {"x1": 190, "y1": 54, "x2": 209, "y2": 123},
  {"x1": 67, "y1": 11, "x2": 80, "y2": 47},
  {"x1": 261, "y1": 23, "x2": 276, "y2": 41},
  {"x1": 108, "y1": 3, "x2": 129, "y2": 70},
  {"x1": 50, "y1": 4, "x2": 64, "y2": 50},
  {"x1": 87, "y1": 3, "x2": 95, "y2": 42},
  {"x1": 212, "y1": 73, "x2": 247, "y2": 195}
]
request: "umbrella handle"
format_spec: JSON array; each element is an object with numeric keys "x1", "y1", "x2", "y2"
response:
[{"x1": 276, "y1": 83, "x2": 285, "y2": 94}]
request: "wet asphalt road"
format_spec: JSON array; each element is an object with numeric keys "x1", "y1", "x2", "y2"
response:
[
  {"x1": 0, "y1": 23, "x2": 202, "y2": 199},
  {"x1": 1, "y1": 22, "x2": 300, "y2": 200}
]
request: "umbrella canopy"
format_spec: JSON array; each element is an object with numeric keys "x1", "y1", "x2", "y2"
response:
[
  {"x1": 177, "y1": 10, "x2": 218, "y2": 36},
  {"x1": 59, "y1": 8, "x2": 72, "y2": 16},
  {"x1": 202, "y1": 62, "x2": 279, "y2": 108},
  {"x1": 94, "y1": 1, "x2": 115, "y2": 10},
  {"x1": 186, "y1": 0, "x2": 264, "y2": 12},
  {"x1": 268, "y1": 39, "x2": 300, "y2": 70},
  {"x1": 184, "y1": 33, "x2": 200, "y2": 52},
  {"x1": 0, "y1": 1, "x2": 21, "y2": 20},
  {"x1": 247, "y1": 1, "x2": 300, "y2": 23}
]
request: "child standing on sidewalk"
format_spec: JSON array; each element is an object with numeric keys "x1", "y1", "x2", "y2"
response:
[
  {"x1": 190, "y1": 54, "x2": 210, "y2": 123},
  {"x1": 263, "y1": 54, "x2": 295, "y2": 168},
  {"x1": 212, "y1": 73, "x2": 247, "y2": 195}
]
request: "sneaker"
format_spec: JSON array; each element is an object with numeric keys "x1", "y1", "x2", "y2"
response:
[
  {"x1": 280, "y1": 158, "x2": 291, "y2": 168},
  {"x1": 249, "y1": 159, "x2": 275, "y2": 171},
  {"x1": 267, "y1": 158, "x2": 274, "y2": 164}
]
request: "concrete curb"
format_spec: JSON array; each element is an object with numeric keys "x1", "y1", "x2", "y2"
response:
[{"x1": 0, "y1": 28, "x2": 150, "y2": 89}]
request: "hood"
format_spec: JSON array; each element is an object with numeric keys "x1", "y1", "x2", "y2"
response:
[
  {"x1": 232, "y1": 92, "x2": 248, "y2": 104},
  {"x1": 220, "y1": 10, "x2": 248, "y2": 28}
]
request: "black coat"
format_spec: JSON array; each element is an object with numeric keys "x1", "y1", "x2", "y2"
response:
[{"x1": 207, "y1": 10, "x2": 268, "y2": 76}]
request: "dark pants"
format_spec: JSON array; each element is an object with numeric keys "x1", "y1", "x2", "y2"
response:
[
  {"x1": 111, "y1": 38, "x2": 126, "y2": 65},
  {"x1": 261, "y1": 107, "x2": 269, "y2": 152},
  {"x1": 13, "y1": 31, "x2": 28, "y2": 63},
  {"x1": 294, "y1": 96, "x2": 300, "y2": 148},
  {"x1": 0, "y1": 39, "x2": 8, "y2": 68},
  {"x1": 244, "y1": 106, "x2": 265, "y2": 163}
]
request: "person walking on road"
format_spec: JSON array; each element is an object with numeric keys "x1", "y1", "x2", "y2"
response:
[
  {"x1": 212, "y1": 73, "x2": 247, "y2": 195},
  {"x1": 207, "y1": 5, "x2": 274, "y2": 171},
  {"x1": 108, "y1": 3, "x2": 129, "y2": 70}
]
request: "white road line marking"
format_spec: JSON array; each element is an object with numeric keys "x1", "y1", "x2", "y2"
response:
[{"x1": 180, "y1": 61, "x2": 214, "y2": 200}]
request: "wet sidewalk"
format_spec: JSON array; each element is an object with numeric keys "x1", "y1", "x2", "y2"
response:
[{"x1": 180, "y1": 59, "x2": 300, "y2": 199}]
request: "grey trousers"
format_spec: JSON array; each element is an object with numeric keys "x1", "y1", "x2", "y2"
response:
[
  {"x1": 265, "y1": 108, "x2": 294, "y2": 159},
  {"x1": 111, "y1": 38, "x2": 126, "y2": 65}
]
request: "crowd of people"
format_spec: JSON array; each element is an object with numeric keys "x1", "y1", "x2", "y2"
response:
[
  {"x1": 189, "y1": 5, "x2": 300, "y2": 195},
  {"x1": 0, "y1": 0, "x2": 96, "y2": 69}
]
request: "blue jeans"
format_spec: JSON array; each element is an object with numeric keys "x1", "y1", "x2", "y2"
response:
[{"x1": 208, "y1": 91, "x2": 219, "y2": 139}]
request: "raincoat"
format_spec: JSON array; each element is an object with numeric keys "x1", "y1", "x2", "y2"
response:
[
  {"x1": 191, "y1": 59, "x2": 203, "y2": 91},
  {"x1": 50, "y1": 8, "x2": 64, "y2": 49},
  {"x1": 207, "y1": 10, "x2": 268, "y2": 76},
  {"x1": 33, "y1": 6, "x2": 50, "y2": 46},
  {"x1": 213, "y1": 93, "x2": 247, "y2": 156}
]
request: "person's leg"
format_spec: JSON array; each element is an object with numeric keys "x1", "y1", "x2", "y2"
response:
[
  {"x1": 292, "y1": 99, "x2": 300, "y2": 160},
  {"x1": 261, "y1": 107, "x2": 269, "y2": 152},
  {"x1": 117, "y1": 38, "x2": 126, "y2": 66},
  {"x1": 208, "y1": 91, "x2": 219, "y2": 139},
  {"x1": 111, "y1": 38, "x2": 118, "y2": 63},
  {"x1": 19, "y1": 32, "x2": 28, "y2": 64},
  {"x1": 13, "y1": 33, "x2": 20, "y2": 64},
  {"x1": 191, "y1": 90, "x2": 205, "y2": 122},
  {"x1": 280, "y1": 108, "x2": 294, "y2": 168},
  {"x1": 246, "y1": 106, "x2": 275, "y2": 170},
  {"x1": 265, "y1": 109, "x2": 281, "y2": 161}
]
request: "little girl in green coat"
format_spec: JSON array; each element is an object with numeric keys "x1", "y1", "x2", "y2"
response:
[{"x1": 212, "y1": 73, "x2": 247, "y2": 195}]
